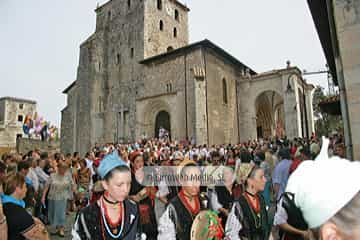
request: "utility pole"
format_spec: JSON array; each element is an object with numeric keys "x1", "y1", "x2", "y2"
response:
[{"x1": 303, "y1": 79, "x2": 309, "y2": 139}]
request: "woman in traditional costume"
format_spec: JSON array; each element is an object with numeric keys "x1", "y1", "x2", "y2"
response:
[
  {"x1": 225, "y1": 163, "x2": 269, "y2": 240},
  {"x1": 157, "y1": 160, "x2": 208, "y2": 240},
  {"x1": 129, "y1": 151, "x2": 158, "y2": 239},
  {"x1": 211, "y1": 166, "x2": 241, "y2": 228},
  {"x1": 72, "y1": 150, "x2": 141, "y2": 240}
]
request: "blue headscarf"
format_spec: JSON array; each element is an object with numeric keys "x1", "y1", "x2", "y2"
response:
[
  {"x1": 1, "y1": 194, "x2": 25, "y2": 208},
  {"x1": 97, "y1": 150, "x2": 128, "y2": 179}
]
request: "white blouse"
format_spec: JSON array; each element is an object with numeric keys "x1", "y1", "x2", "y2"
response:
[
  {"x1": 157, "y1": 206, "x2": 176, "y2": 240},
  {"x1": 225, "y1": 202, "x2": 243, "y2": 240}
]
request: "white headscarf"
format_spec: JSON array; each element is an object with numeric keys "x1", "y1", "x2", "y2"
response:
[{"x1": 286, "y1": 137, "x2": 360, "y2": 228}]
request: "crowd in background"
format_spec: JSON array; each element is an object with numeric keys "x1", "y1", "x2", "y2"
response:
[{"x1": 0, "y1": 132, "x2": 347, "y2": 239}]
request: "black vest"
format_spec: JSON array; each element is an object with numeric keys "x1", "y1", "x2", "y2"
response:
[
  {"x1": 281, "y1": 192, "x2": 308, "y2": 240},
  {"x1": 235, "y1": 194, "x2": 269, "y2": 240},
  {"x1": 75, "y1": 199, "x2": 140, "y2": 240},
  {"x1": 168, "y1": 194, "x2": 207, "y2": 240}
]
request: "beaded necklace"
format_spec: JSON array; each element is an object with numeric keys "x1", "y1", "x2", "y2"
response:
[
  {"x1": 100, "y1": 197, "x2": 125, "y2": 239},
  {"x1": 102, "y1": 197, "x2": 123, "y2": 228}
]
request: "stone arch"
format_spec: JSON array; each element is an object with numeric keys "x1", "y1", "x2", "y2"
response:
[
  {"x1": 155, "y1": 111, "x2": 171, "y2": 139},
  {"x1": 255, "y1": 90, "x2": 285, "y2": 138},
  {"x1": 142, "y1": 100, "x2": 172, "y2": 138}
]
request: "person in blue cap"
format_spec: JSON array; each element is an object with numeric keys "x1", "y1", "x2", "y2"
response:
[{"x1": 72, "y1": 150, "x2": 142, "y2": 240}]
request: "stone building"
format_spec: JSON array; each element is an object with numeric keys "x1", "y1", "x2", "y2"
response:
[
  {"x1": 307, "y1": 0, "x2": 360, "y2": 160},
  {"x1": 0, "y1": 97, "x2": 37, "y2": 149},
  {"x1": 61, "y1": 0, "x2": 314, "y2": 155}
]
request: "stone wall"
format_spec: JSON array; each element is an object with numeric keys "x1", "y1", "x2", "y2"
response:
[
  {"x1": 204, "y1": 49, "x2": 240, "y2": 145},
  {"x1": 137, "y1": 50, "x2": 191, "y2": 141},
  {"x1": 0, "y1": 101, "x2": 5, "y2": 123},
  {"x1": 62, "y1": 0, "x2": 190, "y2": 155},
  {"x1": 333, "y1": 0, "x2": 360, "y2": 160},
  {"x1": 144, "y1": 0, "x2": 189, "y2": 58},
  {"x1": 237, "y1": 68, "x2": 312, "y2": 141},
  {"x1": 16, "y1": 138, "x2": 60, "y2": 155}
]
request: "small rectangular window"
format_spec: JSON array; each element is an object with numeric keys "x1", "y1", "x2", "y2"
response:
[
  {"x1": 130, "y1": 48, "x2": 134, "y2": 58},
  {"x1": 157, "y1": 0, "x2": 162, "y2": 10},
  {"x1": 19, "y1": 103, "x2": 24, "y2": 109},
  {"x1": 16, "y1": 134, "x2": 22, "y2": 139},
  {"x1": 18, "y1": 115, "x2": 23, "y2": 122},
  {"x1": 98, "y1": 97, "x2": 103, "y2": 112},
  {"x1": 175, "y1": 9, "x2": 179, "y2": 21},
  {"x1": 116, "y1": 54, "x2": 121, "y2": 65}
]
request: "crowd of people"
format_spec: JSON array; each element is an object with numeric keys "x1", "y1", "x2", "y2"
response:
[{"x1": 0, "y1": 132, "x2": 359, "y2": 240}]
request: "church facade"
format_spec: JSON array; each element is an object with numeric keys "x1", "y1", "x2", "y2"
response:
[{"x1": 61, "y1": 0, "x2": 314, "y2": 155}]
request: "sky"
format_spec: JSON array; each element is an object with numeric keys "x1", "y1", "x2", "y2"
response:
[{"x1": 0, "y1": 0, "x2": 328, "y2": 128}]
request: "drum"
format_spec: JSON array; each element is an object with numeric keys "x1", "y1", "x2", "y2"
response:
[{"x1": 190, "y1": 210, "x2": 224, "y2": 240}]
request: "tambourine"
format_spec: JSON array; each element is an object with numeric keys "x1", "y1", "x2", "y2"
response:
[{"x1": 190, "y1": 210, "x2": 224, "y2": 240}]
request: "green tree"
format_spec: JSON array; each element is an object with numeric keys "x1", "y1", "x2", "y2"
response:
[{"x1": 312, "y1": 86, "x2": 343, "y2": 136}]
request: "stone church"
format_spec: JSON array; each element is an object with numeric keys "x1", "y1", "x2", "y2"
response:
[{"x1": 61, "y1": 0, "x2": 315, "y2": 155}]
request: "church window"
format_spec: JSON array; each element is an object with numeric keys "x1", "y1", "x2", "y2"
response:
[
  {"x1": 128, "y1": 0, "x2": 131, "y2": 9},
  {"x1": 167, "y1": 46, "x2": 174, "y2": 52},
  {"x1": 160, "y1": 20, "x2": 164, "y2": 31},
  {"x1": 98, "y1": 96, "x2": 103, "y2": 112},
  {"x1": 130, "y1": 48, "x2": 134, "y2": 58},
  {"x1": 157, "y1": 0, "x2": 162, "y2": 10},
  {"x1": 173, "y1": 27, "x2": 177, "y2": 38},
  {"x1": 99, "y1": 62, "x2": 101, "y2": 71},
  {"x1": 116, "y1": 53, "x2": 120, "y2": 64},
  {"x1": 169, "y1": 83, "x2": 173, "y2": 92},
  {"x1": 18, "y1": 115, "x2": 23, "y2": 122},
  {"x1": 108, "y1": 11, "x2": 111, "y2": 18},
  {"x1": 175, "y1": 9, "x2": 179, "y2": 21},
  {"x1": 222, "y1": 78, "x2": 228, "y2": 104}
]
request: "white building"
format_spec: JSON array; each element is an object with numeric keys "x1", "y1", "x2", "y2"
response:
[{"x1": 0, "y1": 97, "x2": 37, "y2": 148}]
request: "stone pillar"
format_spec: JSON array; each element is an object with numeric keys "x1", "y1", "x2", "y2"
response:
[
  {"x1": 333, "y1": 0, "x2": 360, "y2": 160},
  {"x1": 283, "y1": 74, "x2": 301, "y2": 139},
  {"x1": 306, "y1": 87, "x2": 315, "y2": 136},
  {"x1": 119, "y1": 111, "x2": 124, "y2": 142},
  {"x1": 284, "y1": 91, "x2": 299, "y2": 139},
  {"x1": 238, "y1": 81, "x2": 257, "y2": 141},
  {"x1": 194, "y1": 76, "x2": 208, "y2": 145},
  {"x1": 72, "y1": 105, "x2": 77, "y2": 153}
]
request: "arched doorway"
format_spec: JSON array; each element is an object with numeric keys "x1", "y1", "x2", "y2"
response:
[
  {"x1": 155, "y1": 111, "x2": 171, "y2": 139},
  {"x1": 255, "y1": 91, "x2": 285, "y2": 138}
]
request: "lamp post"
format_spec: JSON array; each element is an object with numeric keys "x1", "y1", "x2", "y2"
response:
[{"x1": 302, "y1": 78, "x2": 309, "y2": 139}]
